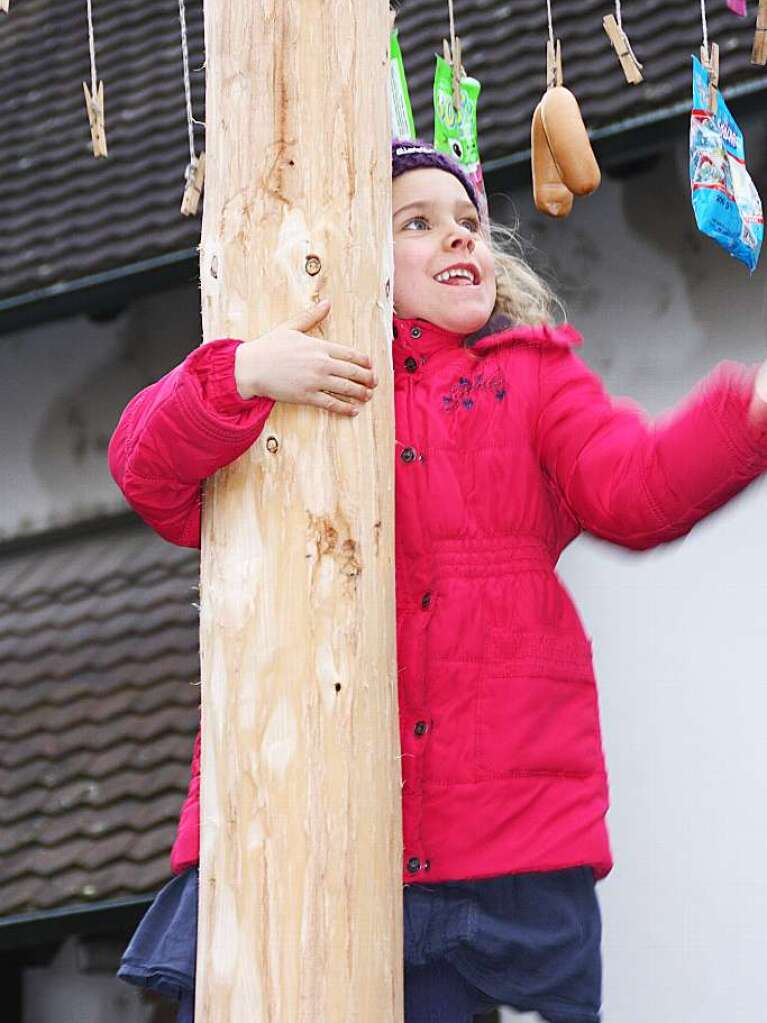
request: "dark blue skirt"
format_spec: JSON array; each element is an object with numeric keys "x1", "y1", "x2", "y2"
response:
[{"x1": 118, "y1": 866, "x2": 601, "y2": 1023}]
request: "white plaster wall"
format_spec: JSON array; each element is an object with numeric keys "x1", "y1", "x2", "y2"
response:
[
  {"x1": 0, "y1": 284, "x2": 201, "y2": 541},
  {"x1": 22, "y1": 937, "x2": 161, "y2": 1023},
  {"x1": 497, "y1": 114, "x2": 767, "y2": 1021}
]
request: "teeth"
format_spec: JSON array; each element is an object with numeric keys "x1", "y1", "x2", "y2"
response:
[{"x1": 435, "y1": 268, "x2": 476, "y2": 283}]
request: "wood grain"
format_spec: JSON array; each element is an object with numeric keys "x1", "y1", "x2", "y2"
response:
[{"x1": 196, "y1": 2, "x2": 400, "y2": 1019}]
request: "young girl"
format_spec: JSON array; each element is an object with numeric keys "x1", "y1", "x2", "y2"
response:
[{"x1": 113, "y1": 140, "x2": 767, "y2": 1023}]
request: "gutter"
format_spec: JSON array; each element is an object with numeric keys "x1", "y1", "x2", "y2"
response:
[
  {"x1": 0, "y1": 896, "x2": 153, "y2": 951},
  {"x1": 0, "y1": 248, "x2": 199, "y2": 336}
]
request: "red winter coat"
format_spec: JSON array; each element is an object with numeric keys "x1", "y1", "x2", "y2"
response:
[{"x1": 108, "y1": 315, "x2": 767, "y2": 884}]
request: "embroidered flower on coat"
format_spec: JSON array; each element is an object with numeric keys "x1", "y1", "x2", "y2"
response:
[{"x1": 441, "y1": 371, "x2": 507, "y2": 413}]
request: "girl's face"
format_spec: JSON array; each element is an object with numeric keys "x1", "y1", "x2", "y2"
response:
[{"x1": 393, "y1": 168, "x2": 496, "y2": 334}]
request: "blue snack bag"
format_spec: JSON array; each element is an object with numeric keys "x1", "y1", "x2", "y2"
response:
[{"x1": 690, "y1": 55, "x2": 763, "y2": 271}]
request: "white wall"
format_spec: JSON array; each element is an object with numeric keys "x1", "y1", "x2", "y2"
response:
[
  {"x1": 498, "y1": 113, "x2": 767, "y2": 1021},
  {"x1": 22, "y1": 937, "x2": 164, "y2": 1023},
  {"x1": 0, "y1": 285, "x2": 200, "y2": 540}
]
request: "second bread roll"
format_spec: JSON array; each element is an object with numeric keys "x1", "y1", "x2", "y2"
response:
[{"x1": 540, "y1": 87, "x2": 601, "y2": 196}]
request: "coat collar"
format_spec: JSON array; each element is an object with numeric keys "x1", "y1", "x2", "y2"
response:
[
  {"x1": 392, "y1": 314, "x2": 582, "y2": 360},
  {"x1": 392, "y1": 317, "x2": 465, "y2": 358}
]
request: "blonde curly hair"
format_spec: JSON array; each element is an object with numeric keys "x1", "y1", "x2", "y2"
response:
[{"x1": 487, "y1": 219, "x2": 561, "y2": 326}]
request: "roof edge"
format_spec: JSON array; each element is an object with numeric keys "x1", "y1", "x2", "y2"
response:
[
  {"x1": 0, "y1": 248, "x2": 199, "y2": 315},
  {"x1": 0, "y1": 248, "x2": 199, "y2": 338},
  {"x1": 0, "y1": 895, "x2": 154, "y2": 951},
  {"x1": 483, "y1": 75, "x2": 767, "y2": 177},
  {"x1": 0, "y1": 510, "x2": 142, "y2": 559}
]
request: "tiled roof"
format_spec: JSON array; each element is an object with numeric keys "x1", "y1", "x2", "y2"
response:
[
  {"x1": 401, "y1": 0, "x2": 766, "y2": 158},
  {"x1": 0, "y1": 520, "x2": 200, "y2": 917},
  {"x1": 0, "y1": 0, "x2": 204, "y2": 307},
  {"x1": 0, "y1": 0, "x2": 764, "y2": 306}
]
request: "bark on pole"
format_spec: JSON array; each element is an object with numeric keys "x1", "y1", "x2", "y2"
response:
[{"x1": 196, "y1": 2, "x2": 400, "y2": 1020}]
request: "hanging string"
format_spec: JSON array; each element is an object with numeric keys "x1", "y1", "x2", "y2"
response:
[
  {"x1": 546, "y1": 0, "x2": 555, "y2": 48},
  {"x1": 602, "y1": 0, "x2": 643, "y2": 83},
  {"x1": 178, "y1": 0, "x2": 196, "y2": 170},
  {"x1": 700, "y1": 0, "x2": 709, "y2": 52},
  {"x1": 86, "y1": 0, "x2": 97, "y2": 98},
  {"x1": 614, "y1": 0, "x2": 643, "y2": 70},
  {"x1": 177, "y1": 0, "x2": 205, "y2": 215},
  {"x1": 445, "y1": 0, "x2": 463, "y2": 111},
  {"x1": 82, "y1": 0, "x2": 107, "y2": 157},
  {"x1": 447, "y1": 0, "x2": 457, "y2": 57}
]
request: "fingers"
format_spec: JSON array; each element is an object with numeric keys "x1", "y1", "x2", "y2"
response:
[
  {"x1": 283, "y1": 302, "x2": 374, "y2": 374},
  {"x1": 325, "y1": 392, "x2": 363, "y2": 409},
  {"x1": 327, "y1": 375, "x2": 375, "y2": 403},
  {"x1": 323, "y1": 355, "x2": 377, "y2": 390},
  {"x1": 325, "y1": 342, "x2": 373, "y2": 371},
  {"x1": 285, "y1": 298, "x2": 331, "y2": 334},
  {"x1": 314, "y1": 391, "x2": 360, "y2": 417},
  {"x1": 307, "y1": 384, "x2": 374, "y2": 417}
]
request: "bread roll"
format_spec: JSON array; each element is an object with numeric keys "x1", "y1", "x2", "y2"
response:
[
  {"x1": 531, "y1": 102, "x2": 574, "y2": 218},
  {"x1": 540, "y1": 87, "x2": 601, "y2": 196}
]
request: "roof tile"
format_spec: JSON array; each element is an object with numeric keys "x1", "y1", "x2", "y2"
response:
[{"x1": 0, "y1": 522, "x2": 200, "y2": 916}]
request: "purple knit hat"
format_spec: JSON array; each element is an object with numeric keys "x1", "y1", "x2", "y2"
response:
[{"x1": 392, "y1": 139, "x2": 480, "y2": 213}]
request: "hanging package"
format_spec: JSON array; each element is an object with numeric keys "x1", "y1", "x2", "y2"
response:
[
  {"x1": 433, "y1": 54, "x2": 487, "y2": 219},
  {"x1": 391, "y1": 30, "x2": 416, "y2": 139},
  {"x1": 690, "y1": 55, "x2": 763, "y2": 271}
]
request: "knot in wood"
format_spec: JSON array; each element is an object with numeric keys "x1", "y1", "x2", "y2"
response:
[
  {"x1": 318, "y1": 523, "x2": 338, "y2": 554},
  {"x1": 341, "y1": 538, "x2": 361, "y2": 577},
  {"x1": 305, "y1": 254, "x2": 322, "y2": 276},
  {"x1": 265, "y1": 435, "x2": 279, "y2": 454}
]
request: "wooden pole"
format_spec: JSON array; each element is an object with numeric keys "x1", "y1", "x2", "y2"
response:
[{"x1": 196, "y1": 2, "x2": 400, "y2": 1021}]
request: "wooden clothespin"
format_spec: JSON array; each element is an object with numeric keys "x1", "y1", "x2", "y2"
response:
[
  {"x1": 546, "y1": 38, "x2": 563, "y2": 90},
  {"x1": 443, "y1": 36, "x2": 464, "y2": 111},
  {"x1": 752, "y1": 0, "x2": 767, "y2": 65},
  {"x1": 181, "y1": 153, "x2": 206, "y2": 216},
  {"x1": 83, "y1": 80, "x2": 107, "y2": 158},
  {"x1": 602, "y1": 14, "x2": 643, "y2": 85},
  {"x1": 700, "y1": 41, "x2": 719, "y2": 114}
]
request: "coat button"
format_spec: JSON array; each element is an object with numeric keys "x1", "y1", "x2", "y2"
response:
[
  {"x1": 410, "y1": 326, "x2": 422, "y2": 339},
  {"x1": 407, "y1": 856, "x2": 421, "y2": 873},
  {"x1": 420, "y1": 591, "x2": 432, "y2": 610},
  {"x1": 404, "y1": 356, "x2": 418, "y2": 373},
  {"x1": 400, "y1": 447, "x2": 416, "y2": 464},
  {"x1": 414, "y1": 721, "x2": 428, "y2": 737}
]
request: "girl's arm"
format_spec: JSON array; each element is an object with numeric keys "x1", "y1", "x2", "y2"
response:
[
  {"x1": 108, "y1": 338, "x2": 275, "y2": 548},
  {"x1": 536, "y1": 346, "x2": 767, "y2": 551},
  {"x1": 109, "y1": 302, "x2": 377, "y2": 548}
]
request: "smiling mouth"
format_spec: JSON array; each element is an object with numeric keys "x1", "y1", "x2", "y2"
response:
[{"x1": 434, "y1": 266, "x2": 479, "y2": 286}]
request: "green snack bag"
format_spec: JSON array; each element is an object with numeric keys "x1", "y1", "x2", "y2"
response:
[
  {"x1": 390, "y1": 30, "x2": 416, "y2": 140},
  {"x1": 433, "y1": 54, "x2": 487, "y2": 219}
]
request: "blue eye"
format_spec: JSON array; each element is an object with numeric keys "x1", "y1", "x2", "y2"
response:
[
  {"x1": 461, "y1": 218, "x2": 480, "y2": 233},
  {"x1": 403, "y1": 217, "x2": 429, "y2": 231}
]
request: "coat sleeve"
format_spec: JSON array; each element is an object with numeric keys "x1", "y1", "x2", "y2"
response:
[
  {"x1": 108, "y1": 338, "x2": 275, "y2": 547},
  {"x1": 536, "y1": 344, "x2": 767, "y2": 550}
]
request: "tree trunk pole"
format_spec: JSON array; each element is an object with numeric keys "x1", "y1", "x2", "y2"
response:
[{"x1": 196, "y1": 2, "x2": 400, "y2": 1020}]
